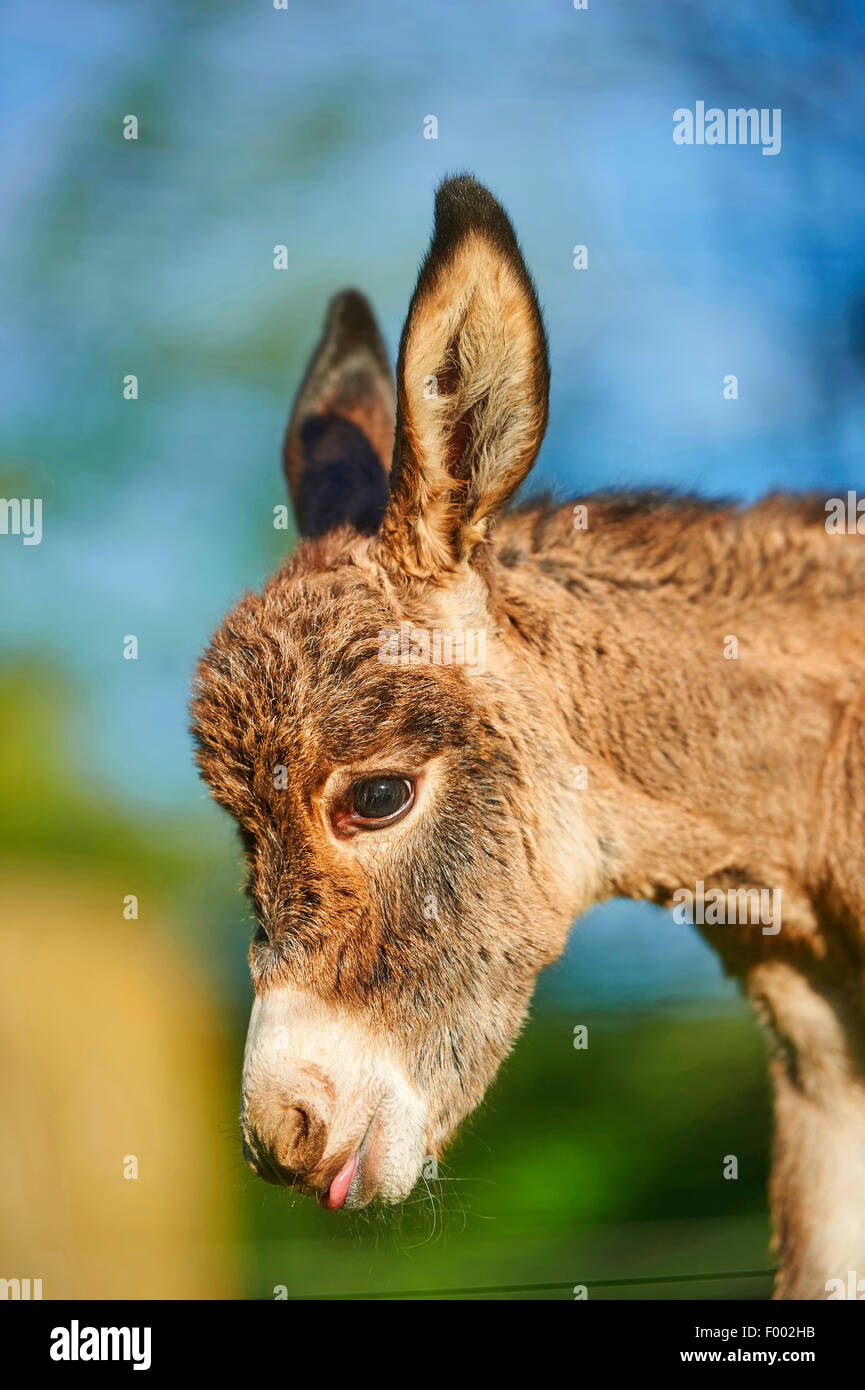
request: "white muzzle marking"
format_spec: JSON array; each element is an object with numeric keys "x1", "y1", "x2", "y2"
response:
[{"x1": 241, "y1": 987, "x2": 429, "y2": 1204}]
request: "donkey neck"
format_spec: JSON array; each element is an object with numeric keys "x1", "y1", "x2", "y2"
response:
[{"x1": 494, "y1": 493, "x2": 865, "y2": 911}]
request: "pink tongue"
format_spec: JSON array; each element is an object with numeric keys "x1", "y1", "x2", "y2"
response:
[{"x1": 321, "y1": 1152, "x2": 359, "y2": 1211}]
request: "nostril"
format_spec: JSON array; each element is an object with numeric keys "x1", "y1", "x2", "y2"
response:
[
  {"x1": 274, "y1": 1106, "x2": 308, "y2": 1168},
  {"x1": 274, "y1": 1103, "x2": 327, "y2": 1175}
]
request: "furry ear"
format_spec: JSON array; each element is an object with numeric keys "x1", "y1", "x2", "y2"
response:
[
  {"x1": 283, "y1": 290, "x2": 395, "y2": 537},
  {"x1": 378, "y1": 174, "x2": 549, "y2": 579}
]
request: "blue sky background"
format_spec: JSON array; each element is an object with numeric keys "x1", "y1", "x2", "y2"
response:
[{"x1": 3, "y1": 0, "x2": 865, "y2": 1010}]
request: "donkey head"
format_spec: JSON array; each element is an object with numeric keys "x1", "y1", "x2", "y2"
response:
[{"x1": 192, "y1": 176, "x2": 599, "y2": 1208}]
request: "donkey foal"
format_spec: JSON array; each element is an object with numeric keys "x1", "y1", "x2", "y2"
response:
[{"x1": 192, "y1": 174, "x2": 865, "y2": 1299}]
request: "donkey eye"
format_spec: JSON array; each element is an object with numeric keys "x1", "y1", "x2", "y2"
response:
[{"x1": 350, "y1": 776, "x2": 413, "y2": 823}]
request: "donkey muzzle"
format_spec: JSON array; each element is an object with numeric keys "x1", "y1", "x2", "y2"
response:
[{"x1": 240, "y1": 987, "x2": 428, "y2": 1208}]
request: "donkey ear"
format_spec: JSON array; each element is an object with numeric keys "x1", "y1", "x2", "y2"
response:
[
  {"x1": 378, "y1": 175, "x2": 549, "y2": 578},
  {"x1": 283, "y1": 290, "x2": 395, "y2": 538}
]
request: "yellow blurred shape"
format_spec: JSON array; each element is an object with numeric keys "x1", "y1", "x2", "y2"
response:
[{"x1": 0, "y1": 866, "x2": 238, "y2": 1298}]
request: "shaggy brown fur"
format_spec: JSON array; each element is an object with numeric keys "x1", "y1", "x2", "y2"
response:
[{"x1": 192, "y1": 174, "x2": 865, "y2": 1299}]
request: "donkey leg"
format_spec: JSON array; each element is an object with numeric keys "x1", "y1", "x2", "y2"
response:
[{"x1": 746, "y1": 958, "x2": 865, "y2": 1299}]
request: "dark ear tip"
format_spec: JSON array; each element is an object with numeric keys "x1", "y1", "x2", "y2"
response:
[
  {"x1": 324, "y1": 288, "x2": 383, "y2": 346},
  {"x1": 433, "y1": 173, "x2": 515, "y2": 246}
]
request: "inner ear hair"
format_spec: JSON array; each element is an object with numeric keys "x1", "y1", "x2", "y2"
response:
[
  {"x1": 284, "y1": 289, "x2": 396, "y2": 538},
  {"x1": 379, "y1": 174, "x2": 549, "y2": 579}
]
